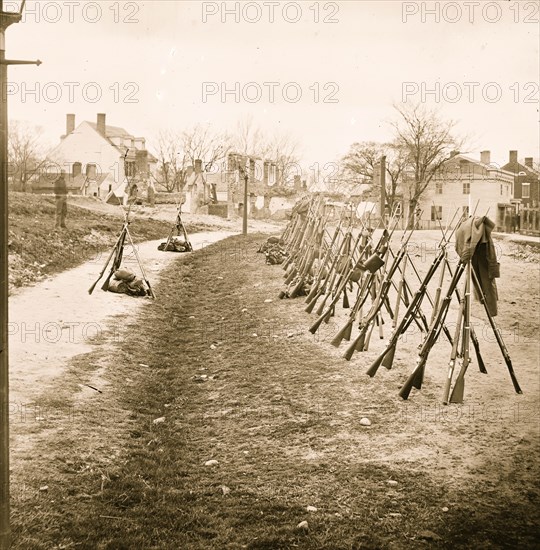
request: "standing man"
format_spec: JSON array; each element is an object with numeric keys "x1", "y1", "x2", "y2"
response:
[
  {"x1": 54, "y1": 170, "x2": 68, "y2": 229},
  {"x1": 146, "y1": 178, "x2": 155, "y2": 207},
  {"x1": 127, "y1": 181, "x2": 138, "y2": 205}
]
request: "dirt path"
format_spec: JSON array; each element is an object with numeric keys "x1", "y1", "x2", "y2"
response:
[{"x1": 8, "y1": 230, "x2": 240, "y2": 407}]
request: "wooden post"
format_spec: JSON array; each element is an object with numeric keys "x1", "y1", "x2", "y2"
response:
[
  {"x1": 0, "y1": 5, "x2": 40, "y2": 547},
  {"x1": 380, "y1": 155, "x2": 386, "y2": 223}
]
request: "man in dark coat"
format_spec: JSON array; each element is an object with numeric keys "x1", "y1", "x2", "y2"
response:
[{"x1": 54, "y1": 170, "x2": 68, "y2": 229}]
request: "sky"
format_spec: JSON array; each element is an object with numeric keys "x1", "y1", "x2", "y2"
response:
[{"x1": 5, "y1": 0, "x2": 540, "y2": 173}]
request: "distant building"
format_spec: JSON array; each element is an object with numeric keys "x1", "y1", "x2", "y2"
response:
[
  {"x1": 37, "y1": 113, "x2": 157, "y2": 202},
  {"x1": 501, "y1": 150, "x2": 539, "y2": 208},
  {"x1": 417, "y1": 151, "x2": 515, "y2": 231}
]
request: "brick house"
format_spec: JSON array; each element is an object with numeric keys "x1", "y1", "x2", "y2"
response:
[
  {"x1": 501, "y1": 150, "x2": 539, "y2": 208},
  {"x1": 417, "y1": 151, "x2": 515, "y2": 231}
]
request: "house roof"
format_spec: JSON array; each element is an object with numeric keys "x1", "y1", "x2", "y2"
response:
[
  {"x1": 439, "y1": 154, "x2": 515, "y2": 179},
  {"x1": 86, "y1": 122, "x2": 130, "y2": 137},
  {"x1": 500, "y1": 160, "x2": 539, "y2": 180},
  {"x1": 85, "y1": 122, "x2": 157, "y2": 162}
]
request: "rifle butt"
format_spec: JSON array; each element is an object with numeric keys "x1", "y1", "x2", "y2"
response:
[
  {"x1": 304, "y1": 295, "x2": 319, "y2": 313},
  {"x1": 442, "y1": 362, "x2": 455, "y2": 405},
  {"x1": 449, "y1": 376, "x2": 465, "y2": 404},
  {"x1": 289, "y1": 279, "x2": 304, "y2": 299},
  {"x1": 506, "y1": 361, "x2": 523, "y2": 394},
  {"x1": 399, "y1": 361, "x2": 426, "y2": 400},
  {"x1": 411, "y1": 363, "x2": 425, "y2": 390},
  {"x1": 309, "y1": 313, "x2": 326, "y2": 334},
  {"x1": 343, "y1": 335, "x2": 361, "y2": 361},
  {"x1": 101, "y1": 274, "x2": 114, "y2": 292},
  {"x1": 381, "y1": 343, "x2": 396, "y2": 370},
  {"x1": 331, "y1": 320, "x2": 352, "y2": 348},
  {"x1": 366, "y1": 352, "x2": 385, "y2": 377},
  {"x1": 354, "y1": 329, "x2": 366, "y2": 352}
]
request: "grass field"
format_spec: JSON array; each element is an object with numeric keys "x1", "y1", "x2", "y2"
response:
[{"x1": 9, "y1": 233, "x2": 539, "y2": 549}]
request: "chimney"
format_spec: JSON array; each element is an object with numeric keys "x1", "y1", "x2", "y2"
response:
[
  {"x1": 86, "y1": 163, "x2": 97, "y2": 179},
  {"x1": 509, "y1": 150, "x2": 518, "y2": 164},
  {"x1": 66, "y1": 114, "x2": 75, "y2": 135},
  {"x1": 194, "y1": 159, "x2": 202, "y2": 173},
  {"x1": 72, "y1": 162, "x2": 82, "y2": 177},
  {"x1": 525, "y1": 157, "x2": 534, "y2": 168},
  {"x1": 480, "y1": 150, "x2": 490, "y2": 165},
  {"x1": 97, "y1": 113, "x2": 106, "y2": 137}
]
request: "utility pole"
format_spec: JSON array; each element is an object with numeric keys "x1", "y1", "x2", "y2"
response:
[
  {"x1": 380, "y1": 154, "x2": 386, "y2": 223},
  {"x1": 242, "y1": 171, "x2": 248, "y2": 235},
  {"x1": 0, "y1": 1, "x2": 41, "y2": 548}
]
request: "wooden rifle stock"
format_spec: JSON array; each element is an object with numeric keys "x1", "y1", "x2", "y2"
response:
[
  {"x1": 442, "y1": 275, "x2": 466, "y2": 404},
  {"x1": 101, "y1": 226, "x2": 127, "y2": 291},
  {"x1": 450, "y1": 261, "x2": 472, "y2": 403},
  {"x1": 471, "y1": 267, "x2": 522, "y2": 394}
]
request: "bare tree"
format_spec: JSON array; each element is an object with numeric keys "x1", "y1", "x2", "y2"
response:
[
  {"x1": 152, "y1": 129, "x2": 187, "y2": 193},
  {"x1": 182, "y1": 123, "x2": 231, "y2": 172},
  {"x1": 231, "y1": 116, "x2": 300, "y2": 186},
  {"x1": 391, "y1": 103, "x2": 462, "y2": 227},
  {"x1": 233, "y1": 114, "x2": 267, "y2": 157},
  {"x1": 153, "y1": 126, "x2": 232, "y2": 193},
  {"x1": 339, "y1": 141, "x2": 407, "y2": 210},
  {"x1": 8, "y1": 121, "x2": 48, "y2": 192},
  {"x1": 264, "y1": 132, "x2": 300, "y2": 186}
]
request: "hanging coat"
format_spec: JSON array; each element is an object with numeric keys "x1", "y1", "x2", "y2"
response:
[{"x1": 455, "y1": 216, "x2": 499, "y2": 316}]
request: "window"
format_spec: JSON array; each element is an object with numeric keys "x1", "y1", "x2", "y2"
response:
[
  {"x1": 522, "y1": 182, "x2": 530, "y2": 199},
  {"x1": 463, "y1": 181, "x2": 470, "y2": 194},
  {"x1": 431, "y1": 205, "x2": 442, "y2": 221},
  {"x1": 500, "y1": 184, "x2": 503, "y2": 195},
  {"x1": 462, "y1": 205, "x2": 469, "y2": 217},
  {"x1": 435, "y1": 181, "x2": 443, "y2": 194}
]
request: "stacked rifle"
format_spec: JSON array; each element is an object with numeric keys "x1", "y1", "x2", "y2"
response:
[{"x1": 272, "y1": 196, "x2": 523, "y2": 403}]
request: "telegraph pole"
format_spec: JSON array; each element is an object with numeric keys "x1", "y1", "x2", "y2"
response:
[
  {"x1": 242, "y1": 171, "x2": 248, "y2": 235},
  {"x1": 0, "y1": 1, "x2": 41, "y2": 547},
  {"x1": 379, "y1": 154, "x2": 386, "y2": 222}
]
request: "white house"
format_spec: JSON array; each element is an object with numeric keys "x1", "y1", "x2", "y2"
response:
[
  {"x1": 417, "y1": 151, "x2": 515, "y2": 231},
  {"x1": 42, "y1": 113, "x2": 157, "y2": 202}
]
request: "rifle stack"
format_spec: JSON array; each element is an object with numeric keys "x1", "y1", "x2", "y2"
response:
[{"x1": 268, "y1": 195, "x2": 523, "y2": 403}]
